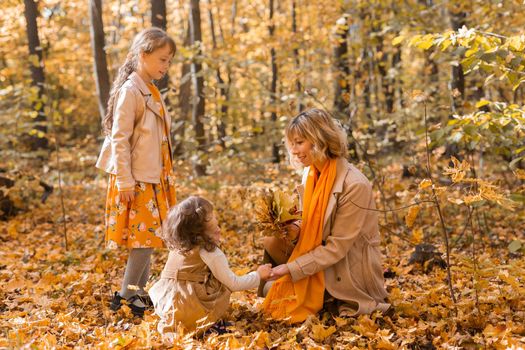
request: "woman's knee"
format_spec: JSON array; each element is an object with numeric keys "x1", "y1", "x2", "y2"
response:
[
  {"x1": 263, "y1": 236, "x2": 278, "y2": 251},
  {"x1": 263, "y1": 236, "x2": 287, "y2": 257},
  {"x1": 263, "y1": 236, "x2": 292, "y2": 265}
]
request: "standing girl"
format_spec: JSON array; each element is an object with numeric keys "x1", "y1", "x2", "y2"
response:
[
  {"x1": 149, "y1": 196, "x2": 272, "y2": 338},
  {"x1": 96, "y1": 28, "x2": 177, "y2": 317}
]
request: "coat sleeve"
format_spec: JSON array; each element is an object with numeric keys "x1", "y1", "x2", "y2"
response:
[
  {"x1": 200, "y1": 249, "x2": 260, "y2": 292},
  {"x1": 111, "y1": 86, "x2": 137, "y2": 190},
  {"x1": 287, "y1": 180, "x2": 373, "y2": 282}
]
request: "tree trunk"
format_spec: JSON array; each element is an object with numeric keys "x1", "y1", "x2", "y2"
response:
[
  {"x1": 89, "y1": 0, "x2": 111, "y2": 121},
  {"x1": 333, "y1": 13, "x2": 358, "y2": 161},
  {"x1": 449, "y1": 9, "x2": 466, "y2": 113},
  {"x1": 333, "y1": 14, "x2": 350, "y2": 118},
  {"x1": 189, "y1": 0, "x2": 207, "y2": 176},
  {"x1": 269, "y1": 0, "x2": 280, "y2": 163},
  {"x1": 151, "y1": 0, "x2": 170, "y2": 98},
  {"x1": 172, "y1": 25, "x2": 191, "y2": 157},
  {"x1": 207, "y1": 0, "x2": 228, "y2": 148},
  {"x1": 23, "y1": 0, "x2": 48, "y2": 150},
  {"x1": 387, "y1": 46, "x2": 401, "y2": 113},
  {"x1": 173, "y1": 24, "x2": 192, "y2": 157},
  {"x1": 361, "y1": 48, "x2": 372, "y2": 123},
  {"x1": 445, "y1": 8, "x2": 467, "y2": 161},
  {"x1": 291, "y1": 0, "x2": 303, "y2": 112},
  {"x1": 151, "y1": 0, "x2": 167, "y2": 29}
]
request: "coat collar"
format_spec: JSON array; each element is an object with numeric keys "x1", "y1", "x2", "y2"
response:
[
  {"x1": 322, "y1": 157, "x2": 350, "y2": 234},
  {"x1": 331, "y1": 157, "x2": 349, "y2": 194},
  {"x1": 129, "y1": 72, "x2": 151, "y2": 96},
  {"x1": 128, "y1": 72, "x2": 165, "y2": 119}
]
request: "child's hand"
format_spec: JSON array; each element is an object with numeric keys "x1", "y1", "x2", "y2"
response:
[
  {"x1": 119, "y1": 190, "x2": 135, "y2": 203},
  {"x1": 257, "y1": 263, "x2": 272, "y2": 280}
]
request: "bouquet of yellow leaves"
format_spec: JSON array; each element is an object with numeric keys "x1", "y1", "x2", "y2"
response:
[{"x1": 254, "y1": 188, "x2": 301, "y2": 240}]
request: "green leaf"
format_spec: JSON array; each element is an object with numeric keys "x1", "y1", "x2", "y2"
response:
[
  {"x1": 463, "y1": 124, "x2": 477, "y2": 136},
  {"x1": 510, "y1": 194, "x2": 525, "y2": 203},
  {"x1": 475, "y1": 100, "x2": 490, "y2": 108},
  {"x1": 430, "y1": 129, "x2": 445, "y2": 141},
  {"x1": 508, "y1": 240, "x2": 522, "y2": 253},
  {"x1": 392, "y1": 35, "x2": 405, "y2": 46},
  {"x1": 514, "y1": 146, "x2": 525, "y2": 154},
  {"x1": 509, "y1": 156, "x2": 523, "y2": 168}
]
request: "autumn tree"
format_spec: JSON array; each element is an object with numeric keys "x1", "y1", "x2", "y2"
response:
[
  {"x1": 291, "y1": 0, "x2": 302, "y2": 112},
  {"x1": 268, "y1": 0, "x2": 279, "y2": 163},
  {"x1": 207, "y1": 0, "x2": 228, "y2": 148},
  {"x1": 448, "y1": 7, "x2": 466, "y2": 114},
  {"x1": 189, "y1": 0, "x2": 207, "y2": 176},
  {"x1": 174, "y1": 25, "x2": 191, "y2": 157},
  {"x1": 89, "y1": 0, "x2": 110, "y2": 120},
  {"x1": 151, "y1": 0, "x2": 170, "y2": 96},
  {"x1": 332, "y1": 13, "x2": 350, "y2": 119},
  {"x1": 23, "y1": 0, "x2": 48, "y2": 150}
]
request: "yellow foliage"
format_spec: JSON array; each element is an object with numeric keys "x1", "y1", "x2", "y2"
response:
[
  {"x1": 311, "y1": 324, "x2": 336, "y2": 342},
  {"x1": 249, "y1": 330, "x2": 271, "y2": 348},
  {"x1": 514, "y1": 169, "x2": 525, "y2": 180},
  {"x1": 411, "y1": 227, "x2": 424, "y2": 244},
  {"x1": 418, "y1": 179, "x2": 432, "y2": 190},
  {"x1": 405, "y1": 205, "x2": 420, "y2": 228},
  {"x1": 443, "y1": 157, "x2": 470, "y2": 183},
  {"x1": 254, "y1": 188, "x2": 301, "y2": 238}
]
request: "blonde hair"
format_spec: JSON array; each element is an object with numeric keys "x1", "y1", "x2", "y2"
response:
[
  {"x1": 162, "y1": 196, "x2": 217, "y2": 253},
  {"x1": 102, "y1": 28, "x2": 176, "y2": 135},
  {"x1": 285, "y1": 108, "x2": 348, "y2": 166}
]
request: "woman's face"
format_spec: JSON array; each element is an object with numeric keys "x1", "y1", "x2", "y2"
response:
[{"x1": 289, "y1": 134, "x2": 314, "y2": 167}]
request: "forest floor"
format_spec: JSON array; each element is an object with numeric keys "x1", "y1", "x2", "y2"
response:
[{"x1": 1, "y1": 141, "x2": 524, "y2": 349}]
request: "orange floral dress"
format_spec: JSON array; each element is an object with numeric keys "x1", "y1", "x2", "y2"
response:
[{"x1": 104, "y1": 83, "x2": 176, "y2": 249}]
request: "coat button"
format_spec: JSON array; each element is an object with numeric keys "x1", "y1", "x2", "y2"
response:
[{"x1": 336, "y1": 277, "x2": 341, "y2": 282}]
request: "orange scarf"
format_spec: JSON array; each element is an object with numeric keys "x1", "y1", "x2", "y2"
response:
[
  {"x1": 262, "y1": 159, "x2": 337, "y2": 323},
  {"x1": 147, "y1": 83, "x2": 165, "y2": 117}
]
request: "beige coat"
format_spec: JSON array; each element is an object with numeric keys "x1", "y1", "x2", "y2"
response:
[
  {"x1": 95, "y1": 72, "x2": 172, "y2": 190},
  {"x1": 287, "y1": 157, "x2": 390, "y2": 315},
  {"x1": 149, "y1": 248, "x2": 231, "y2": 333}
]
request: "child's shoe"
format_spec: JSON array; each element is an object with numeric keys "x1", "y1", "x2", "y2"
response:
[
  {"x1": 110, "y1": 292, "x2": 146, "y2": 317},
  {"x1": 202, "y1": 320, "x2": 232, "y2": 337},
  {"x1": 138, "y1": 294, "x2": 154, "y2": 310},
  {"x1": 110, "y1": 291, "x2": 125, "y2": 311},
  {"x1": 126, "y1": 295, "x2": 146, "y2": 317}
]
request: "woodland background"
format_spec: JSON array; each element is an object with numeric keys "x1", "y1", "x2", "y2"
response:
[{"x1": 0, "y1": 0, "x2": 524, "y2": 348}]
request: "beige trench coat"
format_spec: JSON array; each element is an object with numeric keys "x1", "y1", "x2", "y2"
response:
[
  {"x1": 287, "y1": 157, "x2": 390, "y2": 315},
  {"x1": 149, "y1": 248, "x2": 231, "y2": 334},
  {"x1": 95, "y1": 72, "x2": 172, "y2": 190}
]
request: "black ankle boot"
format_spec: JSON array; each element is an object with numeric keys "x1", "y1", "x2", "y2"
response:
[
  {"x1": 137, "y1": 294, "x2": 154, "y2": 310},
  {"x1": 110, "y1": 291, "x2": 124, "y2": 311},
  {"x1": 126, "y1": 295, "x2": 146, "y2": 317},
  {"x1": 110, "y1": 292, "x2": 145, "y2": 317}
]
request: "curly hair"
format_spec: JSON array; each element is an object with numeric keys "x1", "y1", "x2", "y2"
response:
[
  {"x1": 284, "y1": 108, "x2": 348, "y2": 167},
  {"x1": 162, "y1": 196, "x2": 217, "y2": 253}
]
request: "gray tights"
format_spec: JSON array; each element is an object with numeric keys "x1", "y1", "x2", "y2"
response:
[{"x1": 119, "y1": 248, "x2": 153, "y2": 300}]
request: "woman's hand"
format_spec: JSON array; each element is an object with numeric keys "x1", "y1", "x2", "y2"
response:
[
  {"x1": 257, "y1": 263, "x2": 273, "y2": 280},
  {"x1": 119, "y1": 190, "x2": 135, "y2": 203},
  {"x1": 269, "y1": 264, "x2": 290, "y2": 280},
  {"x1": 283, "y1": 221, "x2": 300, "y2": 241}
]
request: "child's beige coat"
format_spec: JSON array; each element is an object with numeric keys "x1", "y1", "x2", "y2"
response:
[{"x1": 96, "y1": 72, "x2": 172, "y2": 190}]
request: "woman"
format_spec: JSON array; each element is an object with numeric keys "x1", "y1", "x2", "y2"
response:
[{"x1": 261, "y1": 108, "x2": 390, "y2": 323}]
